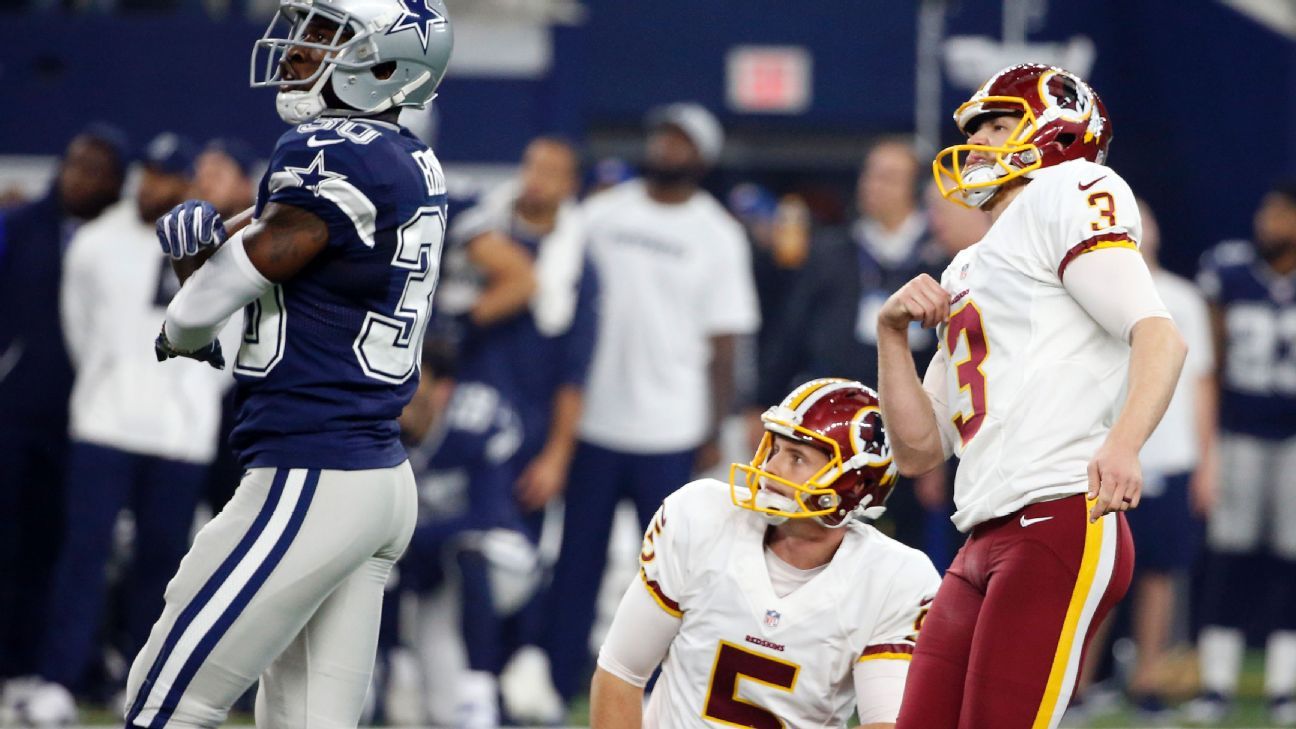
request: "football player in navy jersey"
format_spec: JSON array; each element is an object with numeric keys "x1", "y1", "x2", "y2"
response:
[
  {"x1": 1186, "y1": 180, "x2": 1296, "y2": 726},
  {"x1": 122, "y1": 1, "x2": 453, "y2": 727}
]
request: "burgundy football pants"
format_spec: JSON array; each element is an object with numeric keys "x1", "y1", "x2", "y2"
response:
[{"x1": 896, "y1": 493, "x2": 1134, "y2": 729}]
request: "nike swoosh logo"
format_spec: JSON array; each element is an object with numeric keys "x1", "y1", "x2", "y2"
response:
[
  {"x1": 1020, "y1": 514, "x2": 1054, "y2": 527},
  {"x1": 306, "y1": 136, "x2": 345, "y2": 147},
  {"x1": 1078, "y1": 175, "x2": 1107, "y2": 191}
]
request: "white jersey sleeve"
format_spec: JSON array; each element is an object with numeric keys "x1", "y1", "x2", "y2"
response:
[
  {"x1": 850, "y1": 549, "x2": 941, "y2": 723},
  {"x1": 639, "y1": 479, "x2": 723, "y2": 617},
  {"x1": 699, "y1": 211, "x2": 761, "y2": 335},
  {"x1": 1029, "y1": 161, "x2": 1142, "y2": 283}
]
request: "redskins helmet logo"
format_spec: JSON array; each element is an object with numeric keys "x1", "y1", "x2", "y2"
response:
[{"x1": 1038, "y1": 69, "x2": 1094, "y2": 125}]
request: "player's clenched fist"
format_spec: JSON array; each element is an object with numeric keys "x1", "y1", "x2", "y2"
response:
[
  {"x1": 156, "y1": 200, "x2": 227, "y2": 260},
  {"x1": 878, "y1": 273, "x2": 950, "y2": 331}
]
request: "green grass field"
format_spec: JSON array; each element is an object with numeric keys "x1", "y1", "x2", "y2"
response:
[{"x1": 67, "y1": 651, "x2": 1287, "y2": 728}]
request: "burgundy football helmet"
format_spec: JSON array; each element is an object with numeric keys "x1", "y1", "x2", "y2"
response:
[
  {"x1": 730, "y1": 378, "x2": 898, "y2": 527},
  {"x1": 933, "y1": 63, "x2": 1112, "y2": 208}
]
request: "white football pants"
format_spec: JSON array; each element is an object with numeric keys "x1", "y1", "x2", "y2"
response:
[{"x1": 123, "y1": 463, "x2": 416, "y2": 729}]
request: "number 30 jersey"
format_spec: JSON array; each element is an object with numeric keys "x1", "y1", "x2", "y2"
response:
[
  {"x1": 640, "y1": 480, "x2": 938, "y2": 728},
  {"x1": 232, "y1": 118, "x2": 447, "y2": 470},
  {"x1": 926, "y1": 159, "x2": 1151, "y2": 532}
]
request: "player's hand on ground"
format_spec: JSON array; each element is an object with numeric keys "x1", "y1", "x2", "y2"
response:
[
  {"x1": 516, "y1": 448, "x2": 569, "y2": 511},
  {"x1": 878, "y1": 274, "x2": 949, "y2": 331},
  {"x1": 157, "y1": 200, "x2": 228, "y2": 260},
  {"x1": 154, "y1": 326, "x2": 226, "y2": 370},
  {"x1": 1086, "y1": 440, "x2": 1142, "y2": 522}
]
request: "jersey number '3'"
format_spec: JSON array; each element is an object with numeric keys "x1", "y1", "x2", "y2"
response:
[{"x1": 236, "y1": 207, "x2": 445, "y2": 382}]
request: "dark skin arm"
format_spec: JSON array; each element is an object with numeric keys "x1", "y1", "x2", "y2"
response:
[{"x1": 171, "y1": 203, "x2": 328, "y2": 285}]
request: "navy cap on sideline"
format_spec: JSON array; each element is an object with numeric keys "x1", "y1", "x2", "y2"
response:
[
  {"x1": 204, "y1": 137, "x2": 259, "y2": 178},
  {"x1": 143, "y1": 132, "x2": 199, "y2": 178},
  {"x1": 77, "y1": 122, "x2": 131, "y2": 176}
]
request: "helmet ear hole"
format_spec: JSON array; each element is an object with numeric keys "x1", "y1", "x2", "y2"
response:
[
  {"x1": 372, "y1": 61, "x2": 397, "y2": 80},
  {"x1": 1056, "y1": 132, "x2": 1076, "y2": 148}
]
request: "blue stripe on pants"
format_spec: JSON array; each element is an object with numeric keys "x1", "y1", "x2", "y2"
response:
[
  {"x1": 125, "y1": 468, "x2": 289, "y2": 725},
  {"x1": 147, "y1": 468, "x2": 319, "y2": 728}
]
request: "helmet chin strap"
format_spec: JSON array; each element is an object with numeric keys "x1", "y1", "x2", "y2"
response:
[
  {"x1": 275, "y1": 66, "x2": 336, "y2": 124},
  {"x1": 960, "y1": 165, "x2": 1004, "y2": 208}
]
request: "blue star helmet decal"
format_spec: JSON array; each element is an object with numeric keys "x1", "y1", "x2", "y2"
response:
[
  {"x1": 386, "y1": 0, "x2": 447, "y2": 52},
  {"x1": 283, "y1": 151, "x2": 346, "y2": 196}
]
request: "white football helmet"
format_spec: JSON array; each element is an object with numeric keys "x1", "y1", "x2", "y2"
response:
[{"x1": 251, "y1": 0, "x2": 453, "y2": 124}]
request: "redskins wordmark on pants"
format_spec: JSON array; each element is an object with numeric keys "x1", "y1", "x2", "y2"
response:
[{"x1": 124, "y1": 464, "x2": 416, "y2": 729}]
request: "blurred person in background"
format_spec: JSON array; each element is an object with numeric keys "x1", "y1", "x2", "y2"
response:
[
  {"x1": 1067, "y1": 199, "x2": 1217, "y2": 725},
  {"x1": 407, "y1": 135, "x2": 597, "y2": 728},
  {"x1": 587, "y1": 156, "x2": 633, "y2": 197},
  {"x1": 757, "y1": 138, "x2": 946, "y2": 552},
  {"x1": 542, "y1": 102, "x2": 760, "y2": 712},
  {"x1": 192, "y1": 137, "x2": 258, "y2": 514},
  {"x1": 0, "y1": 123, "x2": 128, "y2": 712},
  {"x1": 1185, "y1": 180, "x2": 1296, "y2": 727},
  {"x1": 728, "y1": 183, "x2": 811, "y2": 367},
  {"x1": 11, "y1": 133, "x2": 233, "y2": 726},
  {"x1": 194, "y1": 137, "x2": 257, "y2": 218}
]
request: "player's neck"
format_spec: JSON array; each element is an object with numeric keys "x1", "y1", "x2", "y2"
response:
[
  {"x1": 870, "y1": 205, "x2": 915, "y2": 233},
  {"x1": 1263, "y1": 248, "x2": 1296, "y2": 277},
  {"x1": 765, "y1": 522, "x2": 844, "y2": 570},
  {"x1": 984, "y1": 179, "x2": 1028, "y2": 223},
  {"x1": 645, "y1": 180, "x2": 696, "y2": 205},
  {"x1": 514, "y1": 202, "x2": 558, "y2": 235}
]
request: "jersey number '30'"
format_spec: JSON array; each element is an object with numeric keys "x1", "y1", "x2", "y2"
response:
[
  {"x1": 703, "y1": 640, "x2": 800, "y2": 729},
  {"x1": 236, "y1": 207, "x2": 445, "y2": 382}
]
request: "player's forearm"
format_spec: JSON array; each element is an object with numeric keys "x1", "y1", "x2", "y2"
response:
[
  {"x1": 590, "y1": 667, "x2": 644, "y2": 729},
  {"x1": 1107, "y1": 316, "x2": 1187, "y2": 450},
  {"x1": 468, "y1": 232, "x2": 537, "y2": 326},
  {"x1": 1193, "y1": 373, "x2": 1219, "y2": 466},
  {"x1": 877, "y1": 327, "x2": 945, "y2": 476},
  {"x1": 708, "y1": 334, "x2": 738, "y2": 441},
  {"x1": 543, "y1": 385, "x2": 583, "y2": 461},
  {"x1": 164, "y1": 230, "x2": 271, "y2": 352}
]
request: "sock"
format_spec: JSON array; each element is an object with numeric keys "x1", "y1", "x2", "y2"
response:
[
  {"x1": 1199, "y1": 626, "x2": 1244, "y2": 696},
  {"x1": 1266, "y1": 631, "x2": 1296, "y2": 699}
]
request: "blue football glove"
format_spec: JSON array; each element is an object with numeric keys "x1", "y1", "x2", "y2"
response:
[
  {"x1": 157, "y1": 200, "x2": 228, "y2": 260},
  {"x1": 154, "y1": 326, "x2": 225, "y2": 370}
]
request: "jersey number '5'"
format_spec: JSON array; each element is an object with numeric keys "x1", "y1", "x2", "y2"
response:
[
  {"x1": 236, "y1": 206, "x2": 445, "y2": 382},
  {"x1": 703, "y1": 640, "x2": 800, "y2": 729}
]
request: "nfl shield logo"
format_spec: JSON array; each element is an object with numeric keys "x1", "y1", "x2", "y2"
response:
[
  {"x1": 764, "y1": 610, "x2": 781, "y2": 628},
  {"x1": 960, "y1": 263, "x2": 970, "y2": 279}
]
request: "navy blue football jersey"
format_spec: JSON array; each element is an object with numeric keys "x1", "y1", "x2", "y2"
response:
[
  {"x1": 1198, "y1": 240, "x2": 1296, "y2": 439},
  {"x1": 441, "y1": 199, "x2": 599, "y2": 461},
  {"x1": 230, "y1": 117, "x2": 447, "y2": 469}
]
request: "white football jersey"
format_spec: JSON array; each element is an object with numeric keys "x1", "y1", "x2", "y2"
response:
[
  {"x1": 926, "y1": 159, "x2": 1144, "y2": 532},
  {"x1": 639, "y1": 480, "x2": 939, "y2": 728}
]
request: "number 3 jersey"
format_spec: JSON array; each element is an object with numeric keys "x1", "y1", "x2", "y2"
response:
[
  {"x1": 926, "y1": 159, "x2": 1160, "y2": 532},
  {"x1": 232, "y1": 118, "x2": 447, "y2": 470},
  {"x1": 639, "y1": 480, "x2": 939, "y2": 728}
]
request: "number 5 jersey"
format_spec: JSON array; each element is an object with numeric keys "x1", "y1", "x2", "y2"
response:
[
  {"x1": 637, "y1": 480, "x2": 939, "y2": 728},
  {"x1": 233, "y1": 117, "x2": 447, "y2": 470}
]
